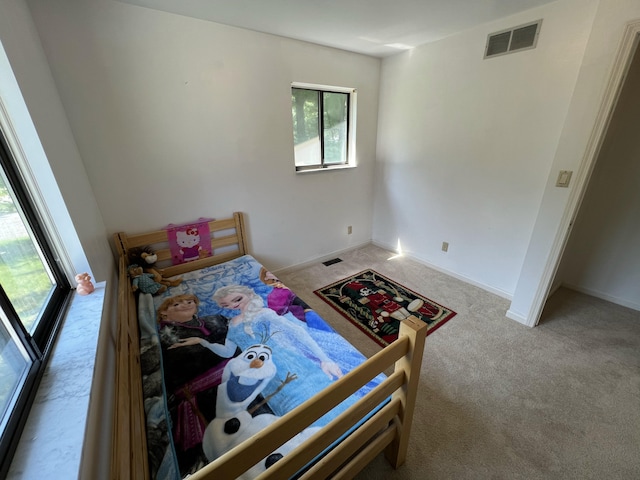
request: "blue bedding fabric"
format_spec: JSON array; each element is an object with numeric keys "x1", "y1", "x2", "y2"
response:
[{"x1": 137, "y1": 255, "x2": 385, "y2": 479}]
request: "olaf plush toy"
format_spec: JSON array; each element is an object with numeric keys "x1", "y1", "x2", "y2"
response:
[{"x1": 201, "y1": 344, "x2": 320, "y2": 478}]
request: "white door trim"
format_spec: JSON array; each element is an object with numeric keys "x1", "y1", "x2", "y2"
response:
[{"x1": 527, "y1": 20, "x2": 640, "y2": 327}]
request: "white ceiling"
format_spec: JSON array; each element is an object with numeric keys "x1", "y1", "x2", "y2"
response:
[{"x1": 119, "y1": 0, "x2": 557, "y2": 57}]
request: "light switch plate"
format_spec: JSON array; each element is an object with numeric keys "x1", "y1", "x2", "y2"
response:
[{"x1": 556, "y1": 170, "x2": 572, "y2": 187}]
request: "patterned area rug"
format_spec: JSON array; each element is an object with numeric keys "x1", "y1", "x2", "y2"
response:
[{"x1": 314, "y1": 269, "x2": 456, "y2": 347}]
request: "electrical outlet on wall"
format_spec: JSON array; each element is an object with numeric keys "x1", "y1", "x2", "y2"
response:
[
  {"x1": 442, "y1": 241, "x2": 449, "y2": 252},
  {"x1": 347, "y1": 226, "x2": 352, "y2": 235}
]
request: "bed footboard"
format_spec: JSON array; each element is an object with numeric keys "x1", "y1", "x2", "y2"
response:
[{"x1": 189, "y1": 315, "x2": 426, "y2": 479}]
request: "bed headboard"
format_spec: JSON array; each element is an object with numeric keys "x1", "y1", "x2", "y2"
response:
[{"x1": 113, "y1": 212, "x2": 248, "y2": 277}]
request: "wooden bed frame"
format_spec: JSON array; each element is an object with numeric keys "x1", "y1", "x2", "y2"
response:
[{"x1": 112, "y1": 212, "x2": 427, "y2": 479}]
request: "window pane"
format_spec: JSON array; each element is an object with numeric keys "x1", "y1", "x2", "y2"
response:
[
  {"x1": 0, "y1": 317, "x2": 31, "y2": 433},
  {"x1": 0, "y1": 125, "x2": 70, "y2": 474},
  {"x1": 292, "y1": 88, "x2": 321, "y2": 167},
  {"x1": 0, "y1": 174, "x2": 55, "y2": 333},
  {"x1": 322, "y1": 92, "x2": 348, "y2": 165}
]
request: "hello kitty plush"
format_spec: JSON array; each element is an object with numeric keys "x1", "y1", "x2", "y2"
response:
[
  {"x1": 167, "y1": 219, "x2": 213, "y2": 264},
  {"x1": 176, "y1": 227, "x2": 203, "y2": 262}
]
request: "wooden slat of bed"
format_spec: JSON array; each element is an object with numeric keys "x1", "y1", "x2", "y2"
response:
[
  {"x1": 150, "y1": 233, "x2": 242, "y2": 264},
  {"x1": 114, "y1": 212, "x2": 248, "y2": 279},
  {"x1": 120, "y1": 217, "x2": 238, "y2": 251},
  {"x1": 299, "y1": 397, "x2": 401, "y2": 479},
  {"x1": 112, "y1": 256, "x2": 130, "y2": 478},
  {"x1": 113, "y1": 255, "x2": 150, "y2": 479},
  {"x1": 384, "y1": 315, "x2": 427, "y2": 468},
  {"x1": 129, "y1": 282, "x2": 148, "y2": 478},
  {"x1": 262, "y1": 374, "x2": 405, "y2": 479},
  {"x1": 332, "y1": 425, "x2": 398, "y2": 480}
]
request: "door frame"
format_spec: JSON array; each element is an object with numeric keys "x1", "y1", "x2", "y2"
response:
[{"x1": 529, "y1": 20, "x2": 640, "y2": 326}]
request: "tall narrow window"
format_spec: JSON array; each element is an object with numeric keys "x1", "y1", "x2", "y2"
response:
[
  {"x1": 291, "y1": 84, "x2": 355, "y2": 171},
  {"x1": 0, "y1": 128, "x2": 71, "y2": 477}
]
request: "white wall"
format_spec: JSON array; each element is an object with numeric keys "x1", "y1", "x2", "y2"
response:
[
  {"x1": 373, "y1": 0, "x2": 597, "y2": 298},
  {"x1": 0, "y1": 0, "x2": 112, "y2": 282},
  {"x1": 25, "y1": 0, "x2": 381, "y2": 271},
  {"x1": 509, "y1": 0, "x2": 640, "y2": 323},
  {"x1": 555, "y1": 42, "x2": 640, "y2": 311}
]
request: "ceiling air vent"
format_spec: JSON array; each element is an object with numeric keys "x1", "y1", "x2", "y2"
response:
[{"x1": 484, "y1": 20, "x2": 542, "y2": 59}]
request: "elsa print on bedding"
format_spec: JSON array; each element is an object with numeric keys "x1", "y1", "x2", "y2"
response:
[
  {"x1": 255, "y1": 266, "x2": 381, "y2": 399},
  {"x1": 207, "y1": 283, "x2": 350, "y2": 425},
  {"x1": 158, "y1": 255, "x2": 381, "y2": 426}
]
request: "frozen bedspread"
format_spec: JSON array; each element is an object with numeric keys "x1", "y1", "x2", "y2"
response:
[{"x1": 137, "y1": 254, "x2": 384, "y2": 479}]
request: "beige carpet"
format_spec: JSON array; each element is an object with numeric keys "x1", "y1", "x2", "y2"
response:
[{"x1": 276, "y1": 244, "x2": 640, "y2": 480}]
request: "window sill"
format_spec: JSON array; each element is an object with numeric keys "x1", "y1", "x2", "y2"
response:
[
  {"x1": 296, "y1": 164, "x2": 357, "y2": 174},
  {"x1": 7, "y1": 282, "x2": 106, "y2": 479}
]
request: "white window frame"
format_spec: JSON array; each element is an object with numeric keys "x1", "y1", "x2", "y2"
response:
[{"x1": 291, "y1": 82, "x2": 357, "y2": 173}]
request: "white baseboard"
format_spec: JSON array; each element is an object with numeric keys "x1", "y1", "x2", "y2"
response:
[
  {"x1": 506, "y1": 308, "x2": 532, "y2": 326},
  {"x1": 371, "y1": 240, "x2": 513, "y2": 301},
  {"x1": 272, "y1": 241, "x2": 372, "y2": 276},
  {"x1": 273, "y1": 241, "x2": 522, "y2": 323},
  {"x1": 547, "y1": 280, "x2": 563, "y2": 298},
  {"x1": 562, "y1": 283, "x2": 640, "y2": 311}
]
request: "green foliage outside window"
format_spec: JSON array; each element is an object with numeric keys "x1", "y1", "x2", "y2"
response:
[
  {"x1": 0, "y1": 238, "x2": 51, "y2": 329},
  {"x1": 291, "y1": 87, "x2": 349, "y2": 168},
  {"x1": 0, "y1": 184, "x2": 15, "y2": 214}
]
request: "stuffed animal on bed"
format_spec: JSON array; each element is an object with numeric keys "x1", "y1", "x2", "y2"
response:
[
  {"x1": 128, "y1": 246, "x2": 182, "y2": 288},
  {"x1": 202, "y1": 343, "x2": 320, "y2": 479},
  {"x1": 127, "y1": 264, "x2": 167, "y2": 295}
]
